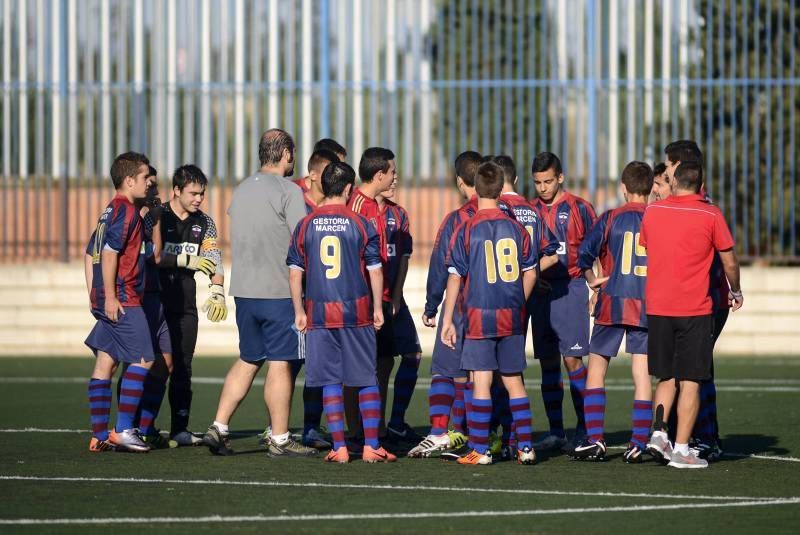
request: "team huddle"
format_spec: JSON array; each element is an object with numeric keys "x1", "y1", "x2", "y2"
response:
[{"x1": 83, "y1": 130, "x2": 742, "y2": 470}]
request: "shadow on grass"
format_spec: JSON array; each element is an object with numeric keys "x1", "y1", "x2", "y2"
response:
[{"x1": 719, "y1": 434, "x2": 789, "y2": 460}]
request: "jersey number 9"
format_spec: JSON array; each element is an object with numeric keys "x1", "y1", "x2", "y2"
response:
[
  {"x1": 320, "y1": 235, "x2": 341, "y2": 279},
  {"x1": 484, "y1": 238, "x2": 519, "y2": 283},
  {"x1": 621, "y1": 231, "x2": 647, "y2": 276}
]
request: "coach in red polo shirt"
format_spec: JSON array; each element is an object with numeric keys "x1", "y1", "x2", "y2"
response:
[{"x1": 639, "y1": 161, "x2": 743, "y2": 469}]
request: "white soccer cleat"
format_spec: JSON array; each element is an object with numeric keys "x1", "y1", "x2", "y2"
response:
[
  {"x1": 646, "y1": 430, "x2": 673, "y2": 463},
  {"x1": 407, "y1": 433, "x2": 450, "y2": 458},
  {"x1": 109, "y1": 428, "x2": 150, "y2": 453},
  {"x1": 517, "y1": 446, "x2": 537, "y2": 465}
]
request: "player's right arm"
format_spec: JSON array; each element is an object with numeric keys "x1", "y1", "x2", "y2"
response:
[
  {"x1": 101, "y1": 249, "x2": 123, "y2": 322},
  {"x1": 364, "y1": 221, "x2": 385, "y2": 330},
  {"x1": 286, "y1": 221, "x2": 308, "y2": 332},
  {"x1": 577, "y1": 211, "x2": 609, "y2": 288},
  {"x1": 718, "y1": 248, "x2": 742, "y2": 311},
  {"x1": 423, "y1": 212, "x2": 456, "y2": 326},
  {"x1": 84, "y1": 231, "x2": 97, "y2": 299},
  {"x1": 441, "y1": 225, "x2": 468, "y2": 348}
]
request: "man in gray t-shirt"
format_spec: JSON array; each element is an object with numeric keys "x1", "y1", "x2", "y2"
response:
[{"x1": 202, "y1": 128, "x2": 316, "y2": 457}]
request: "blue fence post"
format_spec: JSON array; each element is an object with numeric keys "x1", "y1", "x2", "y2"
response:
[
  {"x1": 586, "y1": 0, "x2": 597, "y2": 198},
  {"x1": 319, "y1": 0, "x2": 330, "y2": 138}
]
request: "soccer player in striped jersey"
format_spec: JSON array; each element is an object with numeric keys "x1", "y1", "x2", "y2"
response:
[
  {"x1": 441, "y1": 161, "x2": 538, "y2": 465},
  {"x1": 573, "y1": 161, "x2": 654, "y2": 463},
  {"x1": 529, "y1": 152, "x2": 597, "y2": 452},
  {"x1": 376, "y1": 178, "x2": 423, "y2": 444},
  {"x1": 407, "y1": 151, "x2": 482, "y2": 458},
  {"x1": 84, "y1": 152, "x2": 155, "y2": 453},
  {"x1": 287, "y1": 161, "x2": 395, "y2": 463}
]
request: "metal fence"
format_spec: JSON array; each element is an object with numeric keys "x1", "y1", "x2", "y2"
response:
[{"x1": 0, "y1": 0, "x2": 797, "y2": 262}]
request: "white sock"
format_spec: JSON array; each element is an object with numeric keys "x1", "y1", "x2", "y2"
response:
[
  {"x1": 272, "y1": 431, "x2": 291, "y2": 444},
  {"x1": 213, "y1": 421, "x2": 229, "y2": 434},
  {"x1": 674, "y1": 442, "x2": 689, "y2": 455}
]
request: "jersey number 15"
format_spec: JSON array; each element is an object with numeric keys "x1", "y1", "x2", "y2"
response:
[{"x1": 621, "y1": 231, "x2": 647, "y2": 276}]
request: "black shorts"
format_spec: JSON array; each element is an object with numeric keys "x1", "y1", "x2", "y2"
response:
[
  {"x1": 376, "y1": 301, "x2": 397, "y2": 358},
  {"x1": 647, "y1": 314, "x2": 714, "y2": 381}
]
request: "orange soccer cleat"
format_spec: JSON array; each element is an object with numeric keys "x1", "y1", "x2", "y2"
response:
[
  {"x1": 361, "y1": 445, "x2": 397, "y2": 463},
  {"x1": 324, "y1": 446, "x2": 350, "y2": 464}
]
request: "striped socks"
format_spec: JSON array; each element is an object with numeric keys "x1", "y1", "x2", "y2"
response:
[
  {"x1": 428, "y1": 376, "x2": 455, "y2": 436},
  {"x1": 322, "y1": 384, "x2": 346, "y2": 450},
  {"x1": 138, "y1": 372, "x2": 167, "y2": 437},
  {"x1": 451, "y1": 381, "x2": 467, "y2": 434},
  {"x1": 389, "y1": 356, "x2": 420, "y2": 429},
  {"x1": 359, "y1": 386, "x2": 382, "y2": 448},
  {"x1": 583, "y1": 387, "x2": 606, "y2": 443},
  {"x1": 540, "y1": 369, "x2": 565, "y2": 438},
  {"x1": 467, "y1": 397, "x2": 492, "y2": 454},
  {"x1": 568, "y1": 365, "x2": 588, "y2": 432},
  {"x1": 510, "y1": 397, "x2": 533, "y2": 449},
  {"x1": 631, "y1": 399, "x2": 653, "y2": 448},
  {"x1": 116, "y1": 365, "x2": 148, "y2": 433},
  {"x1": 88, "y1": 378, "x2": 112, "y2": 440}
]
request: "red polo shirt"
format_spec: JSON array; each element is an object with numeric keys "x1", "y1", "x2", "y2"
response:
[{"x1": 640, "y1": 193, "x2": 734, "y2": 317}]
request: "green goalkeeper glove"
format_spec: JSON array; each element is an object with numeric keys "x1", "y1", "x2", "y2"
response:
[
  {"x1": 202, "y1": 283, "x2": 228, "y2": 322},
  {"x1": 177, "y1": 253, "x2": 216, "y2": 277}
]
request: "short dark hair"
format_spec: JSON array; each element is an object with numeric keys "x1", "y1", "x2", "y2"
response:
[
  {"x1": 653, "y1": 162, "x2": 667, "y2": 176},
  {"x1": 621, "y1": 161, "x2": 654, "y2": 196},
  {"x1": 474, "y1": 161, "x2": 505, "y2": 199},
  {"x1": 147, "y1": 165, "x2": 157, "y2": 178},
  {"x1": 531, "y1": 152, "x2": 563, "y2": 176},
  {"x1": 454, "y1": 151, "x2": 482, "y2": 187},
  {"x1": 358, "y1": 147, "x2": 395, "y2": 183},
  {"x1": 110, "y1": 152, "x2": 150, "y2": 189},
  {"x1": 259, "y1": 128, "x2": 295, "y2": 167},
  {"x1": 664, "y1": 140, "x2": 703, "y2": 166},
  {"x1": 322, "y1": 161, "x2": 356, "y2": 198},
  {"x1": 674, "y1": 161, "x2": 703, "y2": 192},
  {"x1": 307, "y1": 149, "x2": 339, "y2": 174},
  {"x1": 172, "y1": 164, "x2": 209, "y2": 191},
  {"x1": 314, "y1": 138, "x2": 347, "y2": 159},
  {"x1": 492, "y1": 155, "x2": 517, "y2": 184}
]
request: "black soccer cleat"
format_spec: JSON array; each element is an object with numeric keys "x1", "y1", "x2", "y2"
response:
[
  {"x1": 570, "y1": 439, "x2": 607, "y2": 461},
  {"x1": 623, "y1": 443, "x2": 644, "y2": 464}
]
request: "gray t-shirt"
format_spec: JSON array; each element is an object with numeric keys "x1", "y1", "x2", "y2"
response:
[{"x1": 227, "y1": 171, "x2": 306, "y2": 298}]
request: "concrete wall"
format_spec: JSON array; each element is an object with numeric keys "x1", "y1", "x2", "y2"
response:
[{"x1": 1, "y1": 264, "x2": 798, "y2": 356}]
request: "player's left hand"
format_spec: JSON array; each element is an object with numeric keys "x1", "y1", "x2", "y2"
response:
[
  {"x1": 728, "y1": 289, "x2": 744, "y2": 311},
  {"x1": 422, "y1": 314, "x2": 436, "y2": 328},
  {"x1": 587, "y1": 276, "x2": 609, "y2": 290},
  {"x1": 441, "y1": 321, "x2": 456, "y2": 349},
  {"x1": 294, "y1": 311, "x2": 308, "y2": 333},
  {"x1": 391, "y1": 298, "x2": 402, "y2": 317},
  {"x1": 373, "y1": 307, "x2": 385, "y2": 330},
  {"x1": 202, "y1": 283, "x2": 228, "y2": 322}
]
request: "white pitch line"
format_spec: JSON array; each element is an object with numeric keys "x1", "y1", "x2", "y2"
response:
[
  {"x1": 1, "y1": 376, "x2": 798, "y2": 392},
  {"x1": 1, "y1": 498, "x2": 799, "y2": 525},
  {"x1": 0, "y1": 475, "x2": 783, "y2": 502}
]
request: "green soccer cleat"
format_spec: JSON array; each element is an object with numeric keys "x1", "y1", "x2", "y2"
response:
[
  {"x1": 142, "y1": 431, "x2": 170, "y2": 450},
  {"x1": 489, "y1": 432, "x2": 502, "y2": 456}
]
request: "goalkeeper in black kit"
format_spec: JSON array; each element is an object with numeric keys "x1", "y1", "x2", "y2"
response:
[{"x1": 158, "y1": 164, "x2": 228, "y2": 446}]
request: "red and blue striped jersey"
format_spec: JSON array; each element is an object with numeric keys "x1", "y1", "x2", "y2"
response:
[
  {"x1": 532, "y1": 191, "x2": 597, "y2": 280},
  {"x1": 700, "y1": 191, "x2": 731, "y2": 310},
  {"x1": 498, "y1": 192, "x2": 559, "y2": 258},
  {"x1": 381, "y1": 199, "x2": 412, "y2": 293},
  {"x1": 578, "y1": 203, "x2": 647, "y2": 328},
  {"x1": 293, "y1": 177, "x2": 317, "y2": 214},
  {"x1": 287, "y1": 204, "x2": 382, "y2": 329},
  {"x1": 349, "y1": 188, "x2": 390, "y2": 301},
  {"x1": 423, "y1": 195, "x2": 479, "y2": 318},
  {"x1": 88, "y1": 195, "x2": 146, "y2": 312},
  {"x1": 447, "y1": 208, "x2": 537, "y2": 339}
]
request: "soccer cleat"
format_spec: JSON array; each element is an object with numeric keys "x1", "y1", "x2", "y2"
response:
[
  {"x1": 109, "y1": 428, "x2": 150, "y2": 453},
  {"x1": 562, "y1": 428, "x2": 587, "y2": 454},
  {"x1": 668, "y1": 448, "x2": 709, "y2": 469},
  {"x1": 532, "y1": 433, "x2": 567, "y2": 451},
  {"x1": 690, "y1": 438, "x2": 724, "y2": 462},
  {"x1": 407, "y1": 433, "x2": 450, "y2": 458},
  {"x1": 457, "y1": 449, "x2": 493, "y2": 465},
  {"x1": 362, "y1": 445, "x2": 398, "y2": 463},
  {"x1": 324, "y1": 446, "x2": 350, "y2": 464},
  {"x1": 441, "y1": 443, "x2": 471, "y2": 462},
  {"x1": 257, "y1": 426, "x2": 271, "y2": 445},
  {"x1": 570, "y1": 439, "x2": 607, "y2": 461},
  {"x1": 386, "y1": 422, "x2": 423, "y2": 444},
  {"x1": 488, "y1": 432, "x2": 502, "y2": 456},
  {"x1": 501, "y1": 445, "x2": 517, "y2": 461},
  {"x1": 203, "y1": 425, "x2": 234, "y2": 456},
  {"x1": 646, "y1": 430, "x2": 673, "y2": 464},
  {"x1": 707, "y1": 439, "x2": 724, "y2": 462},
  {"x1": 302, "y1": 428, "x2": 332, "y2": 450},
  {"x1": 623, "y1": 443, "x2": 644, "y2": 464},
  {"x1": 267, "y1": 436, "x2": 318, "y2": 457},
  {"x1": 517, "y1": 446, "x2": 537, "y2": 465},
  {"x1": 88, "y1": 437, "x2": 116, "y2": 453},
  {"x1": 169, "y1": 430, "x2": 204, "y2": 447},
  {"x1": 142, "y1": 431, "x2": 170, "y2": 450},
  {"x1": 447, "y1": 430, "x2": 467, "y2": 450}
]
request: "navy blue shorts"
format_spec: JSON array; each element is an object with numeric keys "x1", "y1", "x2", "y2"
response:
[
  {"x1": 234, "y1": 297, "x2": 300, "y2": 362},
  {"x1": 589, "y1": 324, "x2": 648, "y2": 357},
  {"x1": 461, "y1": 334, "x2": 527, "y2": 373},
  {"x1": 430, "y1": 311, "x2": 467, "y2": 379},
  {"x1": 530, "y1": 278, "x2": 590, "y2": 358},
  {"x1": 304, "y1": 326, "x2": 377, "y2": 387},
  {"x1": 392, "y1": 301, "x2": 422, "y2": 356},
  {"x1": 85, "y1": 306, "x2": 156, "y2": 363},
  {"x1": 143, "y1": 293, "x2": 172, "y2": 355}
]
